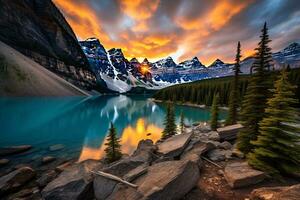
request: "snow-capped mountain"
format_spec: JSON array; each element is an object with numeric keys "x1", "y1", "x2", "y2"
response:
[{"x1": 80, "y1": 38, "x2": 300, "y2": 93}]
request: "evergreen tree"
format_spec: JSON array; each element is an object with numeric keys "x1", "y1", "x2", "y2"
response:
[
  {"x1": 226, "y1": 41, "x2": 242, "y2": 125},
  {"x1": 180, "y1": 111, "x2": 185, "y2": 134},
  {"x1": 247, "y1": 69, "x2": 300, "y2": 176},
  {"x1": 210, "y1": 93, "x2": 219, "y2": 131},
  {"x1": 162, "y1": 104, "x2": 177, "y2": 138},
  {"x1": 237, "y1": 22, "x2": 273, "y2": 154},
  {"x1": 104, "y1": 122, "x2": 122, "y2": 163}
]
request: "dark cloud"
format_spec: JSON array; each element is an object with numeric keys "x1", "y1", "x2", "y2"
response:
[{"x1": 53, "y1": 0, "x2": 300, "y2": 65}]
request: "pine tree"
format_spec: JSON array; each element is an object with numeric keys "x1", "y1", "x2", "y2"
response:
[
  {"x1": 211, "y1": 93, "x2": 219, "y2": 131},
  {"x1": 226, "y1": 41, "x2": 242, "y2": 125},
  {"x1": 237, "y1": 22, "x2": 273, "y2": 154},
  {"x1": 104, "y1": 122, "x2": 122, "y2": 163},
  {"x1": 247, "y1": 69, "x2": 300, "y2": 176},
  {"x1": 162, "y1": 104, "x2": 177, "y2": 139},
  {"x1": 180, "y1": 111, "x2": 185, "y2": 134}
]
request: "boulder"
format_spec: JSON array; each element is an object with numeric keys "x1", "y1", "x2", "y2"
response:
[
  {"x1": 42, "y1": 156, "x2": 56, "y2": 164},
  {"x1": 194, "y1": 123, "x2": 211, "y2": 133},
  {"x1": 36, "y1": 170, "x2": 58, "y2": 188},
  {"x1": 219, "y1": 141, "x2": 232, "y2": 150},
  {"x1": 0, "y1": 145, "x2": 32, "y2": 156},
  {"x1": 157, "y1": 132, "x2": 193, "y2": 158},
  {"x1": 208, "y1": 131, "x2": 220, "y2": 141},
  {"x1": 94, "y1": 175, "x2": 119, "y2": 200},
  {"x1": 123, "y1": 164, "x2": 148, "y2": 182},
  {"x1": 49, "y1": 144, "x2": 65, "y2": 151},
  {"x1": 42, "y1": 160, "x2": 102, "y2": 200},
  {"x1": 181, "y1": 142, "x2": 215, "y2": 159},
  {"x1": 217, "y1": 124, "x2": 243, "y2": 141},
  {"x1": 207, "y1": 149, "x2": 226, "y2": 161},
  {"x1": 250, "y1": 184, "x2": 300, "y2": 200},
  {"x1": 107, "y1": 159, "x2": 200, "y2": 200},
  {"x1": 131, "y1": 139, "x2": 157, "y2": 163},
  {"x1": 0, "y1": 159, "x2": 9, "y2": 167},
  {"x1": 0, "y1": 167, "x2": 35, "y2": 195},
  {"x1": 224, "y1": 161, "x2": 265, "y2": 188},
  {"x1": 55, "y1": 160, "x2": 74, "y2": 172}
]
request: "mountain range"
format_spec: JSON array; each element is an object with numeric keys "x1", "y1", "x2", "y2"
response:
[
  {"x1": 80, "y1": 37, "x2": 300, "y2": 93},
  {"x1": 0, "y1": 0, "x2": 299, "y2": 95}
]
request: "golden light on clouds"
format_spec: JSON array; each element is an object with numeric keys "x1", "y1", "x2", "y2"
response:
[{"x1": 53, "y1": 0, "x2": 276, "y2": 65}]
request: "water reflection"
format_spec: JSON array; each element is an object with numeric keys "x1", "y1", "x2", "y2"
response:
[{"x1": 0, "y1": 95, "x2": 226, "y2": 164}]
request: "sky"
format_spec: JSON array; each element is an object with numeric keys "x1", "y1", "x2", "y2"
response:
[{"x1": 53, "y1": 0, "x2": 300, "y2": 65}]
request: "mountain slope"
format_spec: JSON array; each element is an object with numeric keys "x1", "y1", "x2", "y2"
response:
[{"x1": 0, "y1": 41, "x2": 89, "y2": 96}]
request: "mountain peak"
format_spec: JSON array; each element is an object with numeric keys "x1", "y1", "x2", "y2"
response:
[{"x1": 130, "y1": 57, "x2": 139, "y2": 63}]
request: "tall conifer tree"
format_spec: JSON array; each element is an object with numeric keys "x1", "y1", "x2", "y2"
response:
[
  {"x1": 248, "y1": 69, "x2": 300, "y2": 176},
  {"x1": 211, "y1": 93, "x2": 219, "y2": 131},
  {"x1": 162, "y1": 104, "x2": 177, "y2": 138},
  {"x1": 237, "y1": 22, "x2": 273, "y2": 154},
  {"x1": 226, "y1": 41, "x2": 242, "y2": 125},
  {"x1": 104, "y1": 122, "x2": 122, "y2": 163}
]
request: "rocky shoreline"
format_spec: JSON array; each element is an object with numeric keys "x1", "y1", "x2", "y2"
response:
[{"x1": 0, "y1": 123, "x2": 299, "y2": 200}]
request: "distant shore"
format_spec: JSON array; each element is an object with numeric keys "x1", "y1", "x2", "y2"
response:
[{"x1": 149, "y1": 98, "x2": 229, "y2": 110}]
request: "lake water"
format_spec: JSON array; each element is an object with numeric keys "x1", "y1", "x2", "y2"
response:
[{"x1": 0, "y1": 95, "x2": 226, "y2": 166}]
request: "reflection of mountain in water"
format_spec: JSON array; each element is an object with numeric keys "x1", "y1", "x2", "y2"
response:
[{"x1": 0, "y1": 95, "x2": 227, "y2": 162}]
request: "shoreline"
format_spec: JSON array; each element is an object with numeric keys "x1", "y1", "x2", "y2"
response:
[{"x1": 149, "y1": 98, "x2": 229, "y2": 110}]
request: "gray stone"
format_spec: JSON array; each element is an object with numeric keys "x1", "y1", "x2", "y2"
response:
[
  {"x1": 94, "y1": 175, "x2": 118, "y2": 200},
  {"x1": 0, "y1": 159, "x2": 9, "y2": 167},
  {"x1": 224, "y1": 161, "x2": 265, "y2": 189},
  {"x1": 219, "y1": 141, "x2": 232, "y2": 150},
  {"x1": 131, "y1": 139, "x2": 157, "y2": 163},
  {"x1": 0, "y1": 167, "x2": 35, "y2": 195},
  {"x1": 0, "y1": 145, "x2": 32, "y2": 156},
  {"x1": 208, "y1": 149, "x2": 233, "y2": 161},
  {"x1": 123, "y1": 164, "x2": 148, "y2": 182},
  {"x1": 181, "y1": 142, "x2": 215, "y2": 159},
  {"x1": 55, "y1": 161, "x2": 74, "y2": 173},
  {"x1": 217, "y1": 124, "x2": 243, "y2": 141},
  {"x1": 42, "y1": 156, "x2": 56, "y2": 164},
  {"x1": 250, "y1": 184, "x2": 300, "y2": 200},
  {"x1": 42, "y1": 160, "x2": 102, "y2": 200},
  {"x1": 208, "y1": 131, "x2": 220, "y2": 141},
  {"x1": 157, "y1": 132, "x2": 193, "y2": 158},
  {"x1": 107, "y1": 159, "x2": 200, "y2": 200},
  {"x1": 36, "y1": 170, "x2": 58, "y2": 188},
  {"x1": 49, "y1": 144, "x2": 65, "y2": 151}
]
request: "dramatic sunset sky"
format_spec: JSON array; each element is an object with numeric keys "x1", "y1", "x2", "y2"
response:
[{"x1": 53, "y1": 0, "x2": 300, "y2": 65}]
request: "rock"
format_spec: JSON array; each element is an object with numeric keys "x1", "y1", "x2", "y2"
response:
[
  {"x1": 108, "y1": 159, "x2": 200, "y2": 200},
  {"x1": 55, "y1": 161, "x2": 73, "y2": 173},
  {"x1": 131, "y1": 139, "x2": 157, "y2": 163},
  {"x1": 14, "y1": 187, "x2": 39, "y2": 198},
  {"x1": 207, "y1": 149, "x2": 226, "y2": 161},
  {"x1": 94, "y1": 175, "x2": 119, "y2": 200},
  {"x1": 194, "y1": 122, "x2": 211, "y2": 133},
  {"x1": 152, "y1": 156, "x2": 174, "y2": 164},
  {"x1": 0, "y1": 167, "x2": 35, "y2": 195},
  {"x1": 182, "y1": 142, "x2": 215, "y2": 159},
  {"x1": 250, "y1": 184, "x2": 300, "y2": 200},
  {"x1": 42, "y1": 160, "x2": 102, "y2": 200},
  {"x1": 208, "y1": 131, "x2": 220, "y2": 141},
  {"x1": 36, "y1": 170, "x2": 58, "y2": 188},
  {"x1": 217, "y1": 124, "x2": 243, "y2": 141},
  {"x1": 42, "y1": 156, "x2": 56, "y2": 164},
  {"x1": 49, "y1": 144, "x2": 65, "y2": 151},
  {"x1": 157, "y1": 132, "x2": 193, "y2": 158},
  {"x1": 0, "y1": 145, "x2": 32, "y2": 156},
  {"x1": 219, "y1": 141, "x2": 232, "y2": 150},
  {"x1": 224, "y1": 161, "x2": 265, "y2": 189},
  {"x1": 232, "y1": 148, "x2": 245, "y2": 159},
  {"x1": 123, "y1": 164, "x2": 148, "y2": 182},
  {"x1": 192, "y1": 122, "x2": 200, "y2": 126},
  {"x1": 0, "y1": 159, "x2": 9, "y2": 167}
]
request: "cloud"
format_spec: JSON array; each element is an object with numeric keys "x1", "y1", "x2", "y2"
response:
[{"x1": 53, "y1": 0, "x2": 300, "y2": 65}]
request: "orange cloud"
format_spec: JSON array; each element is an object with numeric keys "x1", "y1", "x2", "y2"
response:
[{"x1": 119, "y1": 0, "x2": 160, "y2": 20}]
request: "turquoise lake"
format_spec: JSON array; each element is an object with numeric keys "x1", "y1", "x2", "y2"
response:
[{"x1": 0, "y1": 95, "x2": 226, "y2": 166}]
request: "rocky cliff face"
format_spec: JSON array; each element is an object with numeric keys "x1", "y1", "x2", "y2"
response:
[{"x1": 0, "y1": 0, "x2": 106, "y2": 92}]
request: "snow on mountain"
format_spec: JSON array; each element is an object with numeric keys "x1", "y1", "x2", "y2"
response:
[{"x1": 80, "y1": 39, "x2": 300, "y2": 93}]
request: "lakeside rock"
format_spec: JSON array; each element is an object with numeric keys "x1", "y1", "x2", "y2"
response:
[
  {"x1": 49, "y1": 144, "x2": 65, "y2": 152},
  {"x1": 36, "y1": 170, "x2": 58, "y2": 188},
  {"x1": 224, "y1": 161, "x2": 265, "y2": 188},
  {"x1": 42, "y1": 156, "x2": 56, "y2": 164},
  {"x1": 42, "y1": 160, "x2": 102, "y2": 200},
  {"x1": 250, "y1": 184, "x2": 300, "y2": 200},
  {"x1": 157, "y1": 132, "x2": 193, "y2": 158},
  {"x1": 0, "y1": 145, "x2": 32, "y2": 156},
  {"x1": 0, "y1": 159, "x2": 9, "y2": 167},
  {"x1": 217, "y1": 124, "x2": 243, "y2": 141},
  {"x1": 0, "y1": 167, "x2": 36, "y2": 195}
]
